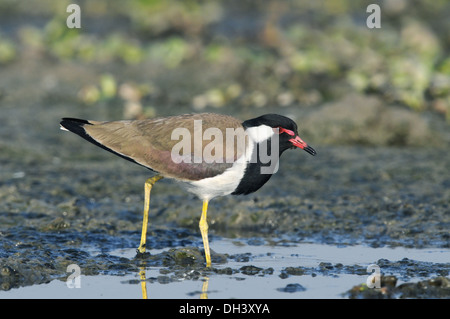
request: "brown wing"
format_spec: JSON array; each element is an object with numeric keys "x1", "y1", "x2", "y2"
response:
[{"x1": 66, "y1": 113, "x2": 247, "y2": 181}]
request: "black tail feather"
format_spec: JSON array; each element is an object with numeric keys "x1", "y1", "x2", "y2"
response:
[
  {"x1": 60, "y1": 118, "x2": 91, "y2": 135},
  {"x1": 60, "y1": 117, "x2": 107, "y2": 152}
]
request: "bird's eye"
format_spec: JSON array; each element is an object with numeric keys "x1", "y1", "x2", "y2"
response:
[{"x1": 276, "y1": 127, "x2": 295, "y2": 136}]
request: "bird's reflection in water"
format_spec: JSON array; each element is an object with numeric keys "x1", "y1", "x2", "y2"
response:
[
  {"x1": 139, "y1": 266, "x2": 210, "y2": 299},
  {"x1": 200, "y1": 277, "x2": 209, "y2": 299},
  {"x1": 139, "y1": 267, "x2": 148, "y2": 299}
]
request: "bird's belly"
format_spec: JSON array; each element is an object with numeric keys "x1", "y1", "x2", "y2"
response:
[{"x1": 179, "y1": 159, "x2": 247, "y2": 201}]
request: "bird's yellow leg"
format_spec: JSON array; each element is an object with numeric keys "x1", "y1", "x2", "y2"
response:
[
  {"x1": 199, "y1": 199, "x2": 211, "y2": 267},
  {"x1": 137, "y1": 175, "x2": 163, "y2": 254}
]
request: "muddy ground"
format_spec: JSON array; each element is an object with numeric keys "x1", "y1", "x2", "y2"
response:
[
  {"x1": 0, "y1": 1, "x2": 449, "y2": 298},
  {"x1": 0, "y1": 58, "x2": 448, "y2": 297}
]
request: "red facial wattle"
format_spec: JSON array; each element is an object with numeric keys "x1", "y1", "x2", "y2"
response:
[
  {"x1": 277, "y1": 126, "x2": 317, "y2": 156},
  {"x1": 278, "y1": 127, "x2": 295, "y2": 136}
]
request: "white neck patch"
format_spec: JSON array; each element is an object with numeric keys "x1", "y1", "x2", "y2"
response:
[{"x1": 245, "y1": 125, "x2": 274, "y2": 144}]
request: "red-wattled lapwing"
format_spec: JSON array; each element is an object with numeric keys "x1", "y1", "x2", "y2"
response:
[{"x1": 60, "y1": 113, "x2": 316, "y2": 266}]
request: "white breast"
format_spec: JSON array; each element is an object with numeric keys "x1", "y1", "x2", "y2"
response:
[
  {"x1": 178, "y1": 124, "x2": 274, "y2": 201},
  {"x1": 181, "y1": 142, "x2": 254, "y2": 201}
]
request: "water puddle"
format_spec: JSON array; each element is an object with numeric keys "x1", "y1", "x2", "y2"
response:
[{"x1": 0, "y1": 237, "x2": 448, "y2": 299}]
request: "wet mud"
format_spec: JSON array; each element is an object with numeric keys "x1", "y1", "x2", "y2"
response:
[
  {"x1": 0, "y1": 1, "x2": 449, "y2": 298},
  {"x1": 1, "y1": 139, "x2": 449, "y2": 297}
]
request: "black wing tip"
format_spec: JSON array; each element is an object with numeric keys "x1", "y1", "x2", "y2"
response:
[
  {"x1": 60, "y1": 117, "x2": 90, "y2": 127},
  {"x1": 60, "y1": 117, "x2": 93, "y2": 139},
  {"x1": 60, "y1": 118, "x2": 92, "y2": 133}
]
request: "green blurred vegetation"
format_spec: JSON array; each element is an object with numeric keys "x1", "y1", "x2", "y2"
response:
[{"x1": 0, "y1": 0, "x2": 449, "y2": 120}]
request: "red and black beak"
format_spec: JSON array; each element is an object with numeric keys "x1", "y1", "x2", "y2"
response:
[
  {"x1": 289, "y1": 135, "x2": 317, "y2": 156},
  {"x1": 277, "y1": 127, "x2": 316, "y2": 156}
]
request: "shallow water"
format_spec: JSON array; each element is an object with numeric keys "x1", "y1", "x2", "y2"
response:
[{"x1": 1, "y1": 237, "x2": 448, "y2": 299}]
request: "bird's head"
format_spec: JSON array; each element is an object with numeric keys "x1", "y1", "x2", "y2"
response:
[{"x1": 243, "y1": 114, "x2": 316, "y2": 156}]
